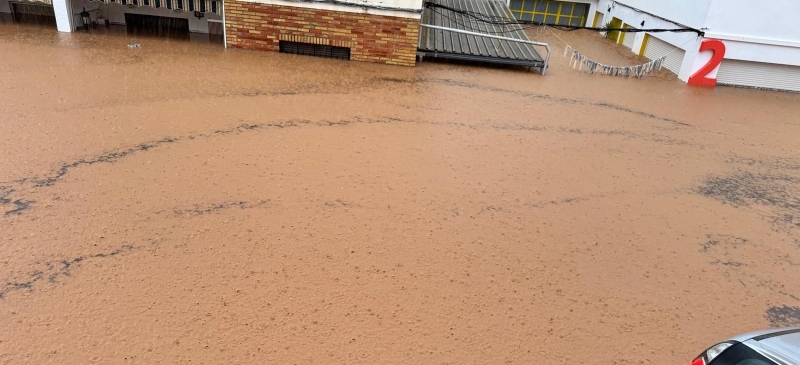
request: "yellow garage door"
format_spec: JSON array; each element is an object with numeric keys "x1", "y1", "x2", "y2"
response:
[
  {"x1": 606, "y1": 17, "x2": 622, "y2": 42},
  {"x1": 592, "y1": 11, "x2": 602, "y2": 27},
  {"x1": 509, "y1": 0, "x2": 589, "y2": 26}
]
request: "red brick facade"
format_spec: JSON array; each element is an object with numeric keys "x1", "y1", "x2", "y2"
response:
[{"x1": 224, "y1": 0, "x2": 420, "y2": 66}]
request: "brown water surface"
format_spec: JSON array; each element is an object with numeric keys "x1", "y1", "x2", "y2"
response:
[{"x1": 2, "y1": 23, "x2": 800, "y2": 364}]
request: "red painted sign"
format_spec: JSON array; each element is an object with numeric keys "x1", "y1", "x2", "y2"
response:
[{"x1": 688, "y1": 39, "x2": 726, "y2": 87}]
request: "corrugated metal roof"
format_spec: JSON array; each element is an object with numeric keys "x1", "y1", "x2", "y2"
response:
[{"x1": 418, "y1": 0, "x2": 545, "y2": 66}]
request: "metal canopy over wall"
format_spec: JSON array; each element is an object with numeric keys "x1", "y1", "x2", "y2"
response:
[
  {"x1": 86, "y1": 0, "x2": 222, "y2": 15},
  {"x1": 418, "y1": 0, "x2": 550, "y2": 73}
]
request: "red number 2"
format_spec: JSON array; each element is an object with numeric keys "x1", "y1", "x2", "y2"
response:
[{"x1": 688, "y1": 39, "x2": 726, "y2": 87}]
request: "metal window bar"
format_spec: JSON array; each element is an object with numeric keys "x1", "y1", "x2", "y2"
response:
[{"x1": 510, "y1": 0, "x2": 586, "y2": 26}]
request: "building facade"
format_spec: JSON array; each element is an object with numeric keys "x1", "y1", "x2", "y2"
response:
[
  {"x1": 508, "y1": 0, "x2": 800, "y2": 92},
  {"x1": 1, "y1": 0, "x2": 421, "y2": 66},
  {"x1": 594, "y1": 0, "x2": 800, "y2": 92},
  {"x1": 223, "y1": 0, "x2": 421, "y2": 66},
  {"x1": 1, "y1": 0, "x2": 224, "y2": 39},
  {"x1": 5, "y1": 0, "x2": 800, "y2": 82}
]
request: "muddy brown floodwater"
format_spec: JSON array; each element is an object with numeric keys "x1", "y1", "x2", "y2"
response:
[{"x1": 2, "y1": 22, "x2": 800, "y2": 365}]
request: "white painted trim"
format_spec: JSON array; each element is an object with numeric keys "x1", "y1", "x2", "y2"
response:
[
  {"x1": 237, "y1": 0, "x2": 422, "y2": 19},
  {"x1": 53, "y1": 0, "x2": 74, "y2": 32},
  {"x1": 221, "y1": 0, "x2": 226, "y2": 47},
  {"x1": 703, "y1": 32, "x2": 800, "y2": 49}
]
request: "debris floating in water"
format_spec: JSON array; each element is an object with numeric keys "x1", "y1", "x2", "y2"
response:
[{"x1": 127, "y1": 43, "x2": 141, "y2": 49}]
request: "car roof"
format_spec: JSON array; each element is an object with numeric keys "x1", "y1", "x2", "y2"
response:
[
  {"x1": 727, "y1": 328, "x2": 800, "y2": 343},
  {"x1": 757, "y1": 330, "x2": 800, "y2": 364},
  {"x1": 733, "y1": 329, "x2": 800, "y2": 365}
]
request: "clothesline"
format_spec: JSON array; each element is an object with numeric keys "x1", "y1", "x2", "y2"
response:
[
  {"x1": 565, "y1": 45, "x2": 665, "y2": 78},
  {"x1": 544, "y1": 25, "x2": 698, "y2": 78}
]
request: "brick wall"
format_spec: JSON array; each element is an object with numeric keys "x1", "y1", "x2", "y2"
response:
[{"x1": 224, "y1": 0, "x2": 420, "y2": 66}]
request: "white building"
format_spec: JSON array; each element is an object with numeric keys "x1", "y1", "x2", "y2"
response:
[
  {"x1": 509, "y1": 0, "x2": 800, "y2": 92},
  {"x1": 4, "y1": 0, "x2": 800, "y2": 81},
  {"x1": 0, "y1": 0, "x2": 224, "y2": 39},
  {"x1": 1, "y1": 0, "x2": 420, "y2": 65}
]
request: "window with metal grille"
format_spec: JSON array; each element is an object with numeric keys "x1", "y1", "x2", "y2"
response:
[
  {"x1": 508, "y1": 0, "x2": 588, "y2": 26},
  {"x1": 279, "y1": 41, "x2": 351, "y2": 61}
]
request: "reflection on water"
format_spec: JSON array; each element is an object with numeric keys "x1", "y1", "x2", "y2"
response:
[{"x1": 88, "y1": 22, "x2": 223, "y2": 43}]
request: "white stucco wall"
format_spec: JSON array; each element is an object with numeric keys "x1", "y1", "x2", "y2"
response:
[
  {"x1": 611, "y1": 0, "x2": 711, "y2": 29},
  {"x1": 703, "y1": 0, "x2": 800, "y2": 67},
  {"x1": 335, "y1": 0, "x2": 422, "y2": 11},
  {"x1": 596, "y1": 0, "x2": 701, "y2": 52},
  {"x1": 705, "y1": 0, "x2": 798, "y2": 41},
  {"x1": 597, "y1": 0, "x2": 800, "y2": 83}
]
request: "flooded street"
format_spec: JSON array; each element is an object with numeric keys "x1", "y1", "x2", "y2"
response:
[{"x1": 2, "y1": 23, "x2": 800, "y2": 364}]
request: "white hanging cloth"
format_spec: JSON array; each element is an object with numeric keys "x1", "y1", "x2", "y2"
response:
[{"x1": 564, "y1": 45, "x2": 665, "y2": 78}]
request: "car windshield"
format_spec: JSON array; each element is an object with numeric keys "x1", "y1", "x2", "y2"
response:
[{"x1": 709, "y1": 342, "x2": 777, "y2": 365}]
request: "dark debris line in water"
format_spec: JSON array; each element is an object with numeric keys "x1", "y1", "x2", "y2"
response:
[
  {"x1": 725, "y1": 154, "x2": 800, "y2": 171},
  {"x1": 0, "y1": 121, "x2": 299, "y2": 217},
  {"x1": 1, "y1": 117, "x2": 689, "y2": 217},
  {"x1": 765, "y1": 305, "x2": 800, "y2": 327},
  {"x1": 695, "y1": 171, "x2": 800, "y2": 236},
  {"x1": 376, "y1": 77, "x2": 690, "y2": 127},
  {"x1": 699, "y1": 234, "x2": 749, "y2": 253},
  {"x1": 0, "y1": 244, "x2": 139, "y2": 300},
  {"x1": 167, "y1": 200, "x2": 271, "y2": 217},
  {"x1": 0, "y1": 186, "x2": 34, "y2": 216},
  {"x1": 696, "y1": 172, "x2": 800, "y2": 209}
]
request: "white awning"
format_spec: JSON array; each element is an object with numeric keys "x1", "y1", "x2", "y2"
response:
[{"x1": 87, "y1": 0, "x2": 222, "y2": 15}]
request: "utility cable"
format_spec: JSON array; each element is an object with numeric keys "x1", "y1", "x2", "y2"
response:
[{"x1": 277, "y1": 0, "x2": 423, "y2": 13}]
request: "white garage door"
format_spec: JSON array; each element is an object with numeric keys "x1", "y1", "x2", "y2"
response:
[
  {"x1": 621, "y1": 26, "x2": 636, "y2": 50},
  {"x1": 717, "y1": 59, "x2": 800, "y2": 92},
  {"x1": 644, "y1": 35, "x2": 685, "y2": 75}
]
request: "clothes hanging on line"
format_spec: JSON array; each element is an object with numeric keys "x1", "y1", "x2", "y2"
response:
[{"x1": 565, "y1": 45, "x2": 665, "y2": 78}]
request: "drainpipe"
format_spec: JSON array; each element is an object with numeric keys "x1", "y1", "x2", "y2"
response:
[{"x1": 222, "y1": 0, "x2": 227, "y2": 48}]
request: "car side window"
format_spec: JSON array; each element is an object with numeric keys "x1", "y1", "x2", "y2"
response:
[{"x1": 708, "y1": 342, "x2": 776, "y2": 365}]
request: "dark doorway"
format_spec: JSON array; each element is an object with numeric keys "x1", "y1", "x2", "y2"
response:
[
  {"x1": 124, "y1": 13, "x2": 189, "y2": 39},
  {"x1": 11, "y1": 2, "x2": 56, "y2": 27},
  {"x1": 207, "y1": 19, "x2": 223, "y2": 43}
]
